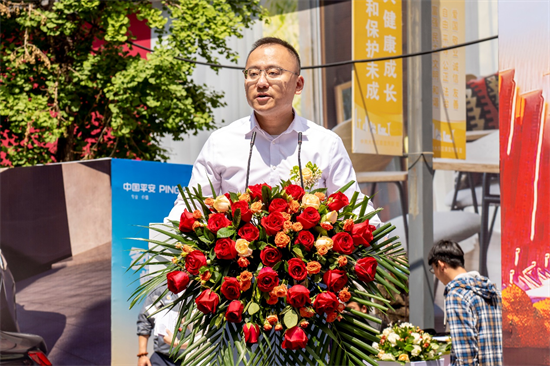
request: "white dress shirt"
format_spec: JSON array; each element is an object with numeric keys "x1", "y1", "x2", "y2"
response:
[{"x1": 167, "y1": 111, "x2": 379, "y2": 226}]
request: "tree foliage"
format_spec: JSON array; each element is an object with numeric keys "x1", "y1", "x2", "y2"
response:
[{"x1": 0, "y1": 0, "x2": 265, "y2": 166}]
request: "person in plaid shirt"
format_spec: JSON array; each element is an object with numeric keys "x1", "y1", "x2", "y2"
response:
[{"x1": 428, "y1": 240, "x2": 503, "y2": 366}]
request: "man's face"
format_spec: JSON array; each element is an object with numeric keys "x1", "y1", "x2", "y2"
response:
[{"x1": 244, "y1": 44, "x2": 304, "y2": 119}]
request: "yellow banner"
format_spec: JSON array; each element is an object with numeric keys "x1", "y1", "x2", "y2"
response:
[
  {"x1": 352, "y1": 0, "x2": 403, "y2": 155},
  {"x1": 431, "y1": 0, "x2": 466, "y2": 159}
]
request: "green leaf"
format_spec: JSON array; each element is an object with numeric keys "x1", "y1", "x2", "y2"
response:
[
  {"x1": 248, "y1": 302, "x2": 260, "y2": 315},
  {"x1": 217, "y1": 227, "x2": 236, "y2": 238},
  {"x1": 292, "y1": 247, "x2": 304, "y2": 258},
  {"x1": 283, "y1": 309, "x2": 298, "y2": 328}
]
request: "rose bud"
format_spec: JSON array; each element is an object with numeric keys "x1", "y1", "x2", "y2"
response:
[
  {"x1": 225, "y1": 300, "x2": 244, "y2": 323},
  {"x1": 171, "y1": 257, "x2": 178, "y2": 264},
  {"x1": 263, "y1": 323, "x2": 273, "y2": 331},
  {"x1": 213, "y1": 195, "x2": 231, "y2": 213},
  {"x1": 167, "y1": 271, "x2": 190, "y2": 293},
  {"x1": 314, "y1": 192, "x2": 326, "y2": 201},
  {"x1": 185, "y1": 250, "x2": 207, "y2": 275},
  {"x1": 179, "y1": 209, "x2": 196, "y2": 233},
  {"x1": 326, "y1": 191, "x2": 350, "y2": 211},
  {"x1": 204, "y1": 197, "x2": 215, "y2": 206},
  {"x1": 282, "y1": 326, "x2": 308, "y2": 350},
  {"x1": 243, "y1": 323, "x2": 260, "y2": 344},
  {"x1": 200, "y1": 271, "x2": 212, "y2": 282},
  {"x1": 337, "y1": 256, "x2": 348, "y2": 267},
  {"x1": 338, "y1": 287, "x2": 351, "y2": 302},
  {"x1": 286, "y1": 285, "x2": 311, "y2": 308},
  {"x1": 284, "y1": 184, "x2": 305, "y2": 201},
  {"x1": 343, "y1": 219, "x2": 354, "y2": 232},
  {"x1": 320, "y1": 222, "x2": 333, "y2": 230},
  {"x1": 192, "y1": 210, "x2": 202, "y2": 219},
  {"x1": 299, "y1": 307, "x2": 315, "y2": 318},
  {"x1": 221, "y1": 277, "x2": 241, "y2": 300},
  {"x1": 287, "y1": 258, "x2": 308, "y2": 281},
  {"x1": 274, "y1": 323, "x2": 283, "y2": 331},
  {"x1": 337, "y1": 302, "x2": 346, "y2": 313},
  {"x1": 296, "y1": 206, "x2": 321, "y2": 229},
  {"x1": 355, "y1": 257, "x2": 378, "y2": 283},
  {"x1": 323, "y1": 269, "x2": 348, "y2": 293},
  {"x1": 266, "y1": 315, "x2": 278, "y2": 325},
  {"x1": 302, "y1": 167, "x2": 313, "y2": 180},
  {"x1": 300, "y1": 320, "x2": 309, "y2": 329},
  {"x1": 195, "y1": 289, "x2": 220, "y2": 314},
  {"x1": 237, "y1": 257, "x2": 250, "y2": 268}
]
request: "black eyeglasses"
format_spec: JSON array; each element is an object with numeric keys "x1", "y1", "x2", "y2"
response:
[
  {"x1": 242, "y1": 67, "x2": 299, "y2": 81},
  {"x1": 429, "y1": 267, "x2": 435, "y2": 274}
]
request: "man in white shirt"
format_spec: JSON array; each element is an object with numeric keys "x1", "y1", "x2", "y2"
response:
[{"x1": 168, "y1": 37, "x2": 378, "y2": 226}]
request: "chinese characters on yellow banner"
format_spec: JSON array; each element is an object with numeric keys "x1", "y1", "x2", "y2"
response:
[
  {"x1": 352, "y1": 0, "x2": 403, "y2": 155},
  {"x1": 432, "y1": 0, "x2": 466, "y2": 159}
]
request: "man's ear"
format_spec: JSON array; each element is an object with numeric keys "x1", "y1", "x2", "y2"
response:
[
  {"x1": 437, "y1": 260, "x2": 446, "y2": 270},
  {"x1": 361, "y1": 305, "x2": 368, "y2": 314},
  {"x1": 295, "y1": 75, "x2": 305, "y2": 95}
]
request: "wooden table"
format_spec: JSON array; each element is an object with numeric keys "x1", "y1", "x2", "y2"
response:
[{"x1": 433, "y1": 131, "x2": 500, "y2": 277}]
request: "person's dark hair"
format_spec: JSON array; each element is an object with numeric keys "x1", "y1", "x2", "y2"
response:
[
  {"x1": 427, "y1": 240, "x2": 465, "y2": 269},
  {"x1": 247, "y1": 37, "x2": 301, "y2": 73}
]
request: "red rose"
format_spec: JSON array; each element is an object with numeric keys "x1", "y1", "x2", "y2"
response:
[
  {"x1": 326, "y1": 191, "x2": 350, "y2": 211},
  {"x1": 243, "y1": 323, "x2": 260, "y2": 344},
  {"x1": 296, "y1": 207, "x2": 321, "y2": 230},
  {"x1": 313, "y1": 291, "x2": 339, "y2": 314},
  {"x1": 214, "y1": 238, "x2": 237, "y2": 260},
  {"x1": 238, "y1": 223, "x2": 259, "y2": 242},
  {"x1": 332, "y1": 232, "x2": 355, "y2": 255},
  {"x1": 195, "y1": 289, "x2": 220, "y2": 314},
  {"x1": 284, "y1": 184, "x2": 305, "y2": 201},
  {"x1": 269, "y1": 198, "x2": 289, "y2": 213},
  {"x1": 224, "y1": 193, "x2": 232, "y2": 201},
  {"x1": 232, "y1": 201, "x2": 252, "y2": 222},
  {"x1": 351, "y1": 220, "x2": 375, "y2": 246},
  {"x1": 295, "y1": 231, "x2": 315, "y2": 251},
  {"x1": 322, "y1": 269, "x2": 348, "y2": 293},
  {"x1": 208, "y1": 213, "x2": 232, "y2": 234},
  {"x1": 260, "y1": 247, "x2": 283, "y2": 267},
  {"x1": 185, "y1": 250, "x2": 207, "y2": 275},
  {"x1": 286, "y1": 285, "x2": 311, "y2": 308},
  {"x1": 261, "y1": 212, "x2": 286, "y2": 236},
  {"x1": 287, "y1": 258, "x2": 307, "y2": 281},
  {"x1": 282, "y1": 326, "x2": 308, "y2": 350},
  {"x1": 248, "y1": 183, "x2": 271, "y2": 201},
  {"x1": 166, "y1": 270, "x2": 190, "y2": 293},
  {"x1": 355, "y1": 257, "x2": 377, "y2": 283},
  {"x1": 257, "y1": 267, "x2": 279, "y2": 292},
  {"x1": 179, "y1": 209, "x2": 196, "y2": 233},
  {"x1": 221, "y1": 277, "x2": 241, "y2": 300},
  {"x1": 225, "y1": 300, "x2": 244, "y2": 323}
]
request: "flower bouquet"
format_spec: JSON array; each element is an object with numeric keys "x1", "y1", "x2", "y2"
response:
[
  {"x1": 129, "y1": 163, "x2": 409, "y2": 366},
  {"x1": 373, "y1": 323, "x2": 449, "y2": 365}
]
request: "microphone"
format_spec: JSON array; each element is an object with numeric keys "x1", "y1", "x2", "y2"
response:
[
  {"x1": 298, "y1": 132, "x2": 304, "y2": 189},
  {"x1": 245, "y1": 131, "x2": 257, "y2": 190}
]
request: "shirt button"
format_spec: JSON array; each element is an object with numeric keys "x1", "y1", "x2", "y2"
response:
[{"x1": 271, "y1": 166, "x2": 276, "y2": 171}]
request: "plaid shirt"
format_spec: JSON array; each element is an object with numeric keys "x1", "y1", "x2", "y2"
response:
[{"x1": 444, "y1": 272, "x2": 503, "y2": 366}]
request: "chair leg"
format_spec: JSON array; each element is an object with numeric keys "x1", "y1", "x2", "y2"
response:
[
  {"x1": 479, "y1": 173, "x2": 490, "y2": 277},
  {"x1": 451, "y1": 172, "x2": 463, "y2": 210},
  {"x1": 488, "y1": 205, "x2": 499, "y2": 244},
  {"x1": 467, "y1": 172, "x2": 479, "y2": 214}
]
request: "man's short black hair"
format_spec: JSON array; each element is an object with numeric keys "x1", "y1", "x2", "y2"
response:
[
  {"x1": 248, "y1": 37, "x2": 301, "y2": 73},
  {"x1": 428, "y1": 240, "x2": 465, "y2": 269}
]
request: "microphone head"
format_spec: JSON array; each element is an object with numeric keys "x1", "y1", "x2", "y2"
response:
[
  {"x1": 251, "y1": 131, "x2": 257, "y2": 145},
  {"x1": 298, "y1": 132, "x2": 302, "y2": 143}
]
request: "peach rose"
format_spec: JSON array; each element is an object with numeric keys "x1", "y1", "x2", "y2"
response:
[
  {"x1": 302, "y1": 168, "x2": 313, "y2": 181},
  {"x1": 240, "y1": 280, "x2": 251, "y2": 292},
  {"x1": 250, "y1": 201, "x2": 263, "y2": 213},
  {"x1": 182, "y1": 245, "x2": 194, "y2": 254},
  {"x1": 267, "y1": 295, "x2": 278, "y2": 305},
  {"x1": 275, "y1": 232, "x2": 290, "y2": 248},
  {"x1": 171, "y1": 257, "x2": 178, "y2": 264},
  {"x1": 321, "y1": 222, "x2": 333, "y2": 230},
  {"x1": 301, "y1": 194, "x2": 320, "y2": 210},
  {"x1": 338, "y1": 288, "x2": 351, "y2": 302},
  {"x1": 266, "y1": 315, "x2": 278, "y2": 325},
  {"x1": 306, "y1": 261, "x2": 322, "y2": 275},
  {"x1": 239, "y1": 193, "x2": 251, "y2": 202},
  {"x1": 314, "y1": 192, "x2": 326, "y2": 201},
  {"x1": 192, "y1": 221, "x2": 203, "y2": 230},
  {"x1": 283, "y1": 221, "x2": 293, "y2": 232},
  {"x1": 337, "y1": 302, "x2": 346, "y2": 313},
  {"x1": 200, "y1": 271, "x2": 212, "y2": 282},
  {"x1": 337, "y1": 256, "x2": 348, "y2": 267},
  {"x1": 204, "y1": 197, "x2": 215, "y2": 206},
  {"x1": 235, "y1": 239, "x2": 253, "y2": 257},
  {"x1": 193, "y1": 210, "x2": 202, "y2": 219},
  {"x1": 274, "y1": 323, "x2": 283, "y2": 331},
  {"x1": 326, "y1": 312, "x2": 338, "y2": 323},
  {"x1": 271, "y1": 284, "x2": 288, "y2": 298},
  {"x1": 239, "y1": 271, "x2": 253, "y2": 282},
  {"x1": 299, "y1": 307, "x2": 315, "y2": 318},
  {"x1": 315, "y1": 236, "x2": 334, "y2": 250},
  {"x1": 263, "y1": 323, "x2": 273, "y2": 331},
  {"x1": 281, "y1": 212, "x2": 291, "y2": 221},
  {"x1": 289, "y1": 200, "x2": 301, "y2": 214},
  {"x1": 213, "y1": 195, "x2": 231, "y2": 213},
  {"x1": 300, "y1": 320, "x2": 309, "y2": 328},
  {"x1": 175, "y1": 243, "x2": 183, "y2": 249},
  {"x1": 316, "y1": 244, "x2": 329, "y2": 256},
  {"x1": 237, "y1": 257, "x2": 250, "y2": 268},
  {"x1": 292, "y1": 222, "x2": 303, "y2": 232},
  {"x1": 343, "y1": 219, "x2": 354, "y2": 232}
]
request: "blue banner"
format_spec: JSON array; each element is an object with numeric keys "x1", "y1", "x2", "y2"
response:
[{"x1": 110, "y1": 159, "x2": 192, "y2": 365}]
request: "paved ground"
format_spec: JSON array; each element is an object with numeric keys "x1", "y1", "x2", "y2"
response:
[{"x1": 15, "y1": 244, "x2": 111, "y2": 366}]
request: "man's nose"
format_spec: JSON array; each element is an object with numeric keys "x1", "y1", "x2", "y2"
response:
[{"x1": 256, "y1": 71, "x2": 270, "y2": 87}]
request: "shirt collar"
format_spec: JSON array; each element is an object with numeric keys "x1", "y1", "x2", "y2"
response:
[{"x1": 246, "y1": 108, "x2": 307, "y2": 137}]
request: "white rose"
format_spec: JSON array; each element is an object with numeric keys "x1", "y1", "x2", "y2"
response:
[
  {"x1": 387, "y1": 333, "x2": 400, "y2": 345},
  {"x1": 235, "y1": 239, "x2": 253, "y2": 257},
  {"x1": 213, "y1": 195, "x2": 231, "y2": 213},
  {"x1": 400, "y1": 322, "x2": 413, "y2": 328},
  {"x1": 380, "y1": 353, "x2": 396, "y2": 361},
  {"x1": 302, "y1": 193, "x2": 320, "y2": 209},
  {"x1": 427, "y1": 350, "x2": 435, "y2": 358},
  {"x1": 411, "y1": 345, "x2": 422, "y2": 357},
  {"x1": 372, "y1": 342, "x2": 379, "y2": 350},
  {"x1": 326, "y1": 210, "x2": 338, "y2": 224},
  {"x1": 315, "y1": 236, "x2": 334, "y2": 250},
  {"x1": 382, "y1": 328, "x2": 392, "y2": 337},
  {"x1": 411, "y1": 332, "x2": 421, "y2": 345},
  {"x1": 422, "y1": 333, "x2": 431, "y2": 342}
]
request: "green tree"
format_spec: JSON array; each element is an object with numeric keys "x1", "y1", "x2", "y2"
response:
[{"x1": 0, "y1": 0, "x2": 265, "y2": 166}]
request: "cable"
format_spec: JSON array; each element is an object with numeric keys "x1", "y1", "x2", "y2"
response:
[
  {"x1": 245, "y1": 131, "x2": 257, "y2": 190},
  {"x1": 125, "y1": 34, "x2": 497, "y2": 71}
]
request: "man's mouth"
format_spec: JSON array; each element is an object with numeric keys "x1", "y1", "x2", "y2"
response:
[{"x1": 256, "y1": 93, "x2": 271, "y2": 100}]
